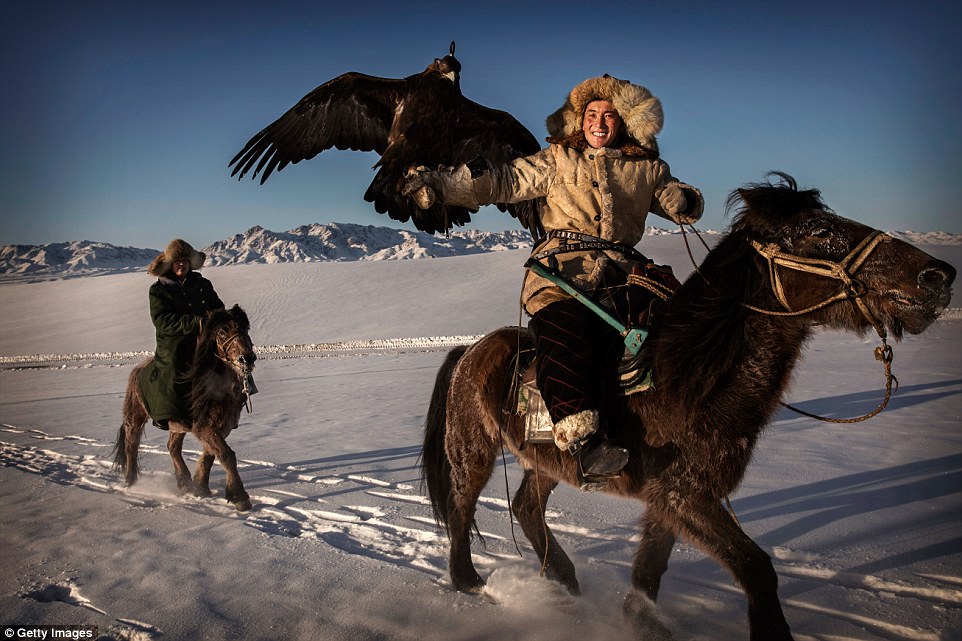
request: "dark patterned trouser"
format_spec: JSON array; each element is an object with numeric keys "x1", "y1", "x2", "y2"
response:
[{"x1": 528, "y1": 298, "x2": 626, "y2": 425}]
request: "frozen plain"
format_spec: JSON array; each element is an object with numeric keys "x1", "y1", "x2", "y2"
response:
[{"x1": 1, "y1": 238, "x2": 960, "y2": 641}]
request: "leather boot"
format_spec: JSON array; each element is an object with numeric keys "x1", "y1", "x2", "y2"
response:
[{"x1": 577, "y1": 435, "x2": 629, "y2": 477}]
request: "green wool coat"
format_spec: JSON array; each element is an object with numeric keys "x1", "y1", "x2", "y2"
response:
[{"x1": 138, "y1": 271, "x2": 224, "y2": 426}]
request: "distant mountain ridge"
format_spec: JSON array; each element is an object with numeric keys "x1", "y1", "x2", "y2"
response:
[
  {"x1": 1, "y1": 223, "x2": 958, "y2": 280},
  {"x1": 0, "y1": 222, "x2": 536, "y2": 280},
  {"x1": 0, "y1": 241, "x2": 159, "y2": 279},
  {"x1": 203, "y1": 222, "x2": 533, "y2": 265}
]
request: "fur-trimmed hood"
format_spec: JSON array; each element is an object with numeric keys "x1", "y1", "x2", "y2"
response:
[
  {"x1": 545, "y1": 75, "x2": 663, "y2": 155},
  {"x1": 147, "y1": 239, "x2": 207, "y2": 277}
]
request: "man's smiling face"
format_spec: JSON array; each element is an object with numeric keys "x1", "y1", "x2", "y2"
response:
[{"x1": 582, "y1": 99, "x2": 622, "y2": 149}]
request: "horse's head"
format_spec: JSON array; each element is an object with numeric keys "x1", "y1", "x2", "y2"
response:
[
  {"x1": 729, "y1": 173, "x2": 955, "y2": 338},
  {"x1": 199, "y1": 304, "x2": 257, "y2": 377}
]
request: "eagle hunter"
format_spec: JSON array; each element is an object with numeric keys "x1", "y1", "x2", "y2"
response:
[{"x1": 230, "y1": 42, "x2": 543, "y2": 237}]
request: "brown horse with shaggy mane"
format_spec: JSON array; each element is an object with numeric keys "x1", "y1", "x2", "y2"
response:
[
  {"x1": 115, "y1": 304, "x2": 257, "y2": 512},
  {"x1": 421, "y1": 174, "x2": 954, "y2": 640}
]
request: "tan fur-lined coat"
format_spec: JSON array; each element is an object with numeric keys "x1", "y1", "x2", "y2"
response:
[{"x1": 438, "y1": 143, "x2": 703, "y2": 314}]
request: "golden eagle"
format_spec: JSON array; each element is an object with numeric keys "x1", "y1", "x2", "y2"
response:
[{"x1": 229, "y1": 42, "x2": 543, "y2": 237}]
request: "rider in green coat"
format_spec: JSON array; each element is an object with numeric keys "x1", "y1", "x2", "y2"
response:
[{"x1": 139, "y1": 239, "x2": 224, "y2": 429}]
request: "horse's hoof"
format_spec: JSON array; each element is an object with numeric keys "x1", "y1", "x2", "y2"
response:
[
  {"x1": 452, "y1": 574, "x2": 485, "y2": 594},
  {"x1": 192, "y1": 487, "x2": 212, "y2": 498},
  {"x1": 624, "y1": 591, "x2": 674, "y2": 641},
  {"x1": 233, "y1": 499, "x2": 253, "y2": 512}
]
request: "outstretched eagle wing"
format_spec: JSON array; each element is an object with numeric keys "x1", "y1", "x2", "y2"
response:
[
  {"x1": 452, "y1": 97, "x2": 545, "y2": 238},
  {"x1": 229, "y1": 72, "x2": 405, "y2": 183},
  {"x1": 368, "y1": 94, "x2": 544, "y2": 237},
  {"x1": 230, "y1": 50, "x2": 544, "y2": 238}
]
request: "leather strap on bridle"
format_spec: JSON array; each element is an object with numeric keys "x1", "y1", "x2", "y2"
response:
[
  {"x1": 215, "y1": 331, "x2": 256, "y2": 413},
  {"x1": 746, "y1": 230, "x2": 892, "y2": 333},
  {"x1": 744, "y1": 230, "x2": 898, "y2": 423}
]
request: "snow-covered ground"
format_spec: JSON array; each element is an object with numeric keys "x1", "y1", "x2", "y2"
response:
[{"x1": 1, "y1": 237, "x2": 960, "y2": 641}]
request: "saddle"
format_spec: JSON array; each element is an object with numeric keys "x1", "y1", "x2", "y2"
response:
[
  {"x1": 516, "y1": 349, "x2": 655, "y2": 445},
  {"x1": 515, "y1": 260, "x2": 678, "y2": 446}
]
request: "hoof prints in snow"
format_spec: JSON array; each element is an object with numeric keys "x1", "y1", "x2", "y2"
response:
[
  {"x1": 18, "y1": 579, "x2": 160, "y2": 640},
  {"x1": 4, "y1": 423, "x2": 961, "y2": 639},
  {"x1": 0, "y1": 428, "x2": 463, "y2": 580}
]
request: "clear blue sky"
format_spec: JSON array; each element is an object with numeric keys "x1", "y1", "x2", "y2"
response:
[{"x1": 2, "y1": 0, "x2": 960, "y2": 250}]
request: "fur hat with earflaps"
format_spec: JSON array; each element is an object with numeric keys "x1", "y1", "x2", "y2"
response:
[
  {"x1": 147, "y1": 239, "x2": 207, "y2": 277},
  {"x1": 546, "y1": 75, "x2": 663, "y2": 155}
]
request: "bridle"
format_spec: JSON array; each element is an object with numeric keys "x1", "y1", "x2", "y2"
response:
[
  {"x1": 215, "y1": 328, "x2": 257, "y2": 413},
  {"x1": 744, "y1": 229, "x2": 897, "y2": 423},
  {"x1": 745, "y1": 230, "x2": 892, "y2": 332}
]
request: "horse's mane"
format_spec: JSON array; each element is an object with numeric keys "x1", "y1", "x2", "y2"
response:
[
  {"x1": 190, "y1": 306, "x2": 249, "y2": 372},
  {"x1": 187, "y1": 305, "x2": 250, "y2": 416},
  {"x1": 651, "y1": 173, "x2": 828, "y2": 411}
]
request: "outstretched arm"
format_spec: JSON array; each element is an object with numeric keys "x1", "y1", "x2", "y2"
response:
[{"x1": 404, "y1": 149, "x2": 555, "y2": 210}]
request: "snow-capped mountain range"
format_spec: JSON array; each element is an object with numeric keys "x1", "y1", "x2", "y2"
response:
[
  {"x1": 203, "y1": 223, "x2": 533, "y2": 265},
  {"x1": 1, "y1": 222, "x2": 958, "y2": 280},
  {"x1": 0, "y1": 223, "x2": 532, "y2": 279},
  {"x1": 0, "y1": 241, "x2": 160, "y2": 279}
]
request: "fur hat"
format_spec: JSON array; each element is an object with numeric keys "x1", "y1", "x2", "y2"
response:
[
  {"x1": 147, "y1": 239, "x2": 206, "y2": 277},
  {"x1": 546, "y1": 75, "x2": 663, "y2": 150}
]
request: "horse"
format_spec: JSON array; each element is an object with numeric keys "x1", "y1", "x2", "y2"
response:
[
  {"x1": 421, "y1": 174, "x2": 955, "y2": 640},
  {"x1": 114, "y1": 304, "x2": 258, "y2": 512}
]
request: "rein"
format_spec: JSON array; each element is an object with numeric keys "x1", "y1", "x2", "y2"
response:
[{"x1": 745, "y1": 230, "x2": 898, "y2": 423}]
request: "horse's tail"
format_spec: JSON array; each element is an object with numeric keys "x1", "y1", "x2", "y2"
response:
[
  {"x1": 112, "y1": 421, "x2": 144, "y2": 485},
  {"x1": 111, "y1": 425, "x2": 128, "y2": 471},
  {"x1": 113, "y1": 362, "x2": 149, "y2": 485},
  {"x1": 422, "y1": 345, "x2": 469, "y2": 532}
]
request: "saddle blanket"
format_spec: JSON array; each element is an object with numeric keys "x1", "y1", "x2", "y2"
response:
[{"x1": 517, "y1": 357, "x2": 653, "y2": 445}]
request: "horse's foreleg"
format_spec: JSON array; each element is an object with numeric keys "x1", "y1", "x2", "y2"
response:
[
  {"x1": 622, "y1": 509, "x2": 677, "y2": 640},
  {"x1": 166, "y1": 431, "x2": 194, "y2": 494},
  {"x1": 630, "y1": 510, "x2": 676, "y2": 601},
  {"x1": 195, "y1": 428, "x2": 251, "y2": 512},
  {"x1": 192, "y1": 450, "x2": 215, "y2": 498},
  {"x1": 512, "y1": 468, "x2": 579, "y2": 595},
  {"x1": 675, "y1": 497, "x2": 794, "y2": 641}
]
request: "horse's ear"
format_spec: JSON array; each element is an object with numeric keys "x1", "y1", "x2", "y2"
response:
[
  {"x1": 229, "y1": 304, "x2": 249, "y2": 326},
  {"x1": 736, "y1": 187, "x2": 761, "y2": 212},
  {"x1": 729, "y1": 188, "x2": 758, "y2": 226}
]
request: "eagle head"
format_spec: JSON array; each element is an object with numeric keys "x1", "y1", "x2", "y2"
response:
[{"x1": 427, "y1": 41, "x2": 461, "y2": 84}]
